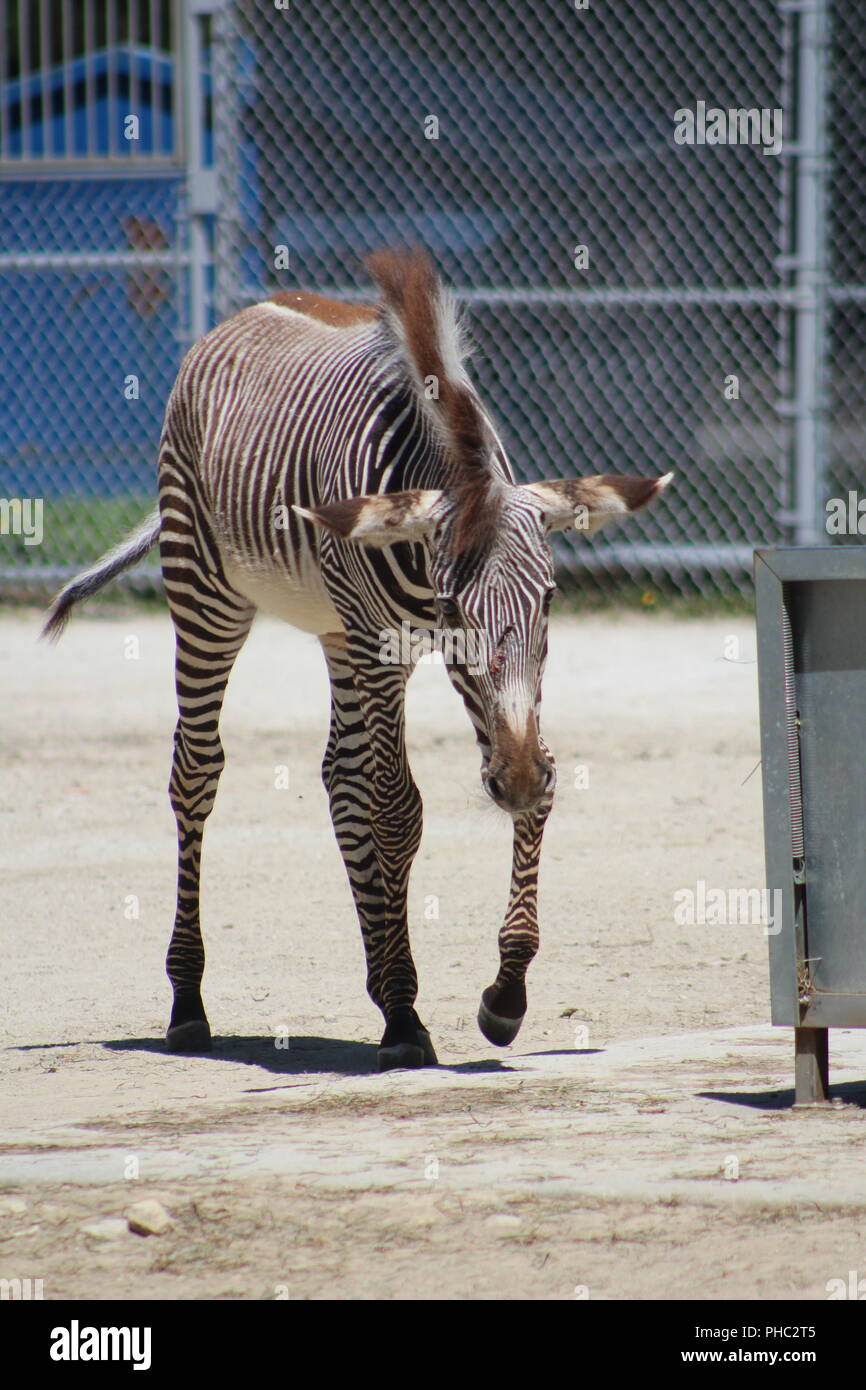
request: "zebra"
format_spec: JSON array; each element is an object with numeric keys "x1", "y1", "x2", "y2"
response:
[{"x1": 43, "y1": 249, "x2": 671, "y2": 1072}]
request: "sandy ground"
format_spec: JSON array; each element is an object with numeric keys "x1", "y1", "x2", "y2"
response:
[{"x1": 2, "y1": 606, "x2": 866, "y2": 1301}]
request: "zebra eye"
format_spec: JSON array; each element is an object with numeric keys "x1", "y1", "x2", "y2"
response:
[
  {"x1": 437, "y1": 595, "x2": 459, "y2": 623},
  {"x1": 543, "y1": 586, "x2": 557, "y2": 613}
]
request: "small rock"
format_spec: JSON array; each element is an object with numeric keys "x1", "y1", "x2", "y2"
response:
[
  {"x1": 81, "y1": 1218, "x2": 129, "y2": 1241},
  {"x1": 0, "y1": 1197, "x2": 27, "y2": 1216},
  {"x1": 41, "y1": 1204, "x2": 73, "y2": 1225},
  {"x1": 126, "y1": 1199, "x2": 173, "y2": 1237},
  {"x1": 484, "y1": 1213, "x2": 522, "y2": 1234}
]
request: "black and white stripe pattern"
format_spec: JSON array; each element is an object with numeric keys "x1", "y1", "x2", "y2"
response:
[{"x1": 44, "y1": 250, "x2": 670, "y2": 1069}]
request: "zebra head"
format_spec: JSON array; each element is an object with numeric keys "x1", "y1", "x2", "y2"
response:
[
  {"x1": 301, "y1": 470, "x2": 671, "y2": 815},
  {"x1": 429, "y1": 470, "x2": 673, "y2": 814},
  {"x1": 295, "y1": 249, "x2": 672, "y2": 816}
]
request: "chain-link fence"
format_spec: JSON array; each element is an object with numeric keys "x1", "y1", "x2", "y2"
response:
[
  {"x1": 2, "y1": 0, "x2": 857, "y2": 599},
  {"x1": 0, "y1": 0, "x2": 207, "y2": 586}
]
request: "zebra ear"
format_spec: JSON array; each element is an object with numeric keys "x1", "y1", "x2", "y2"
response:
[
  {"x1": 523, "y1": 473, "x2": 673, "y2": 534},
  {"x1": 292, "y1": 490, "x2": 443, "y2": 547}
]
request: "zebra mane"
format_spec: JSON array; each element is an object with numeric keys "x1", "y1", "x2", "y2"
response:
[{"x1": 366, "y1": 248, "x2": 501, "y2": 555}]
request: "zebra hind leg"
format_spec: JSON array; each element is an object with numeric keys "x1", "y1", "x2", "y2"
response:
[{"x1": 164, "y1": 589, "x2": 254, "y2": 1053}]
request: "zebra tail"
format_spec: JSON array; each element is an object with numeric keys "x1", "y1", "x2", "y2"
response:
[{"x1": 41, "y1": 507, "x2": 161, "y2": 642}]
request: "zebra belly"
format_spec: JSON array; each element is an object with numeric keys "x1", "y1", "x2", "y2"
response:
[{"x1": 222, "y1": 557, "x2": 344, "y2": 635}]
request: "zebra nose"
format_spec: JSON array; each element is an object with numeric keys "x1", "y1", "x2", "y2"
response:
[{"x1": 485, "y1": 756, "x2": 554, "y2": 812}]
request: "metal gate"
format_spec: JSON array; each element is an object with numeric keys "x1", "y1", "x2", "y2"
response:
[{"x1": 0, "y1": 0, "x2": 214, "y2": 583}]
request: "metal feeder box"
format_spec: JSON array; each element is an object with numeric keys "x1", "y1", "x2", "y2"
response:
[{"x1": 756, "y1": 546, "x2": 866, "y2": 1105}]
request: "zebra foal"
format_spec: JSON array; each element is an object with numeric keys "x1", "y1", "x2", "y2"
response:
[{"x1": 44, "y1": 249, "x2": 671, "y2": 1071}]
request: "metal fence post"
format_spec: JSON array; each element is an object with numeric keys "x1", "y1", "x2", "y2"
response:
[
  {"x1": 212, "y1": 0, "x2": 242, "y2": 323},
  {"x1": 181, "y1": 0, "x2": 220, "y2": 345},
  {"x1": 784, "y1": 0, "x2": 830, "y2": 546}
]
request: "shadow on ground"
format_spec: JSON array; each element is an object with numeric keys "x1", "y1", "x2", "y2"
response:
[
  {"x1": 702, "y1": 1081, "x2": 866, "y2": 1111},
  {"x1": 13, "y1": 1037, "x2": 605, "y2": 1080},
  {"x1": 88, "y1": 1035, "x2": 518, "y2": 1077}
]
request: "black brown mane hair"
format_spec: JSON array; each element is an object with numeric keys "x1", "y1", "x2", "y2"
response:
[{"x1": 366, "y1": 247, "x2": 502, "y2": 556}]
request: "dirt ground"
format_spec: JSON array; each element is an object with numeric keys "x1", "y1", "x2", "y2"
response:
[{"x1": 2, "y1": 606, "x2": 866, "y2": 1301}]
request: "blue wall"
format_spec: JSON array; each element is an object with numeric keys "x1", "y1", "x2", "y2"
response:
[{"x1": 1, "y1": 49, "x2": 206, "y2": 499}]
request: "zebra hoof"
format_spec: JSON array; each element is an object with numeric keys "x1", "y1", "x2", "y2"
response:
[
  {"x1": 477, "y1": 987, "x2": 525, "y2": 1047},
  {"x1": 375, "y1": 1011, "x2": 436, "y2": 1073},
  {"x1": 377, "y1": 1042, "x2": 426, "y2": 1072},
  {"x1": 417, "y1": 1028, "x2": 438, "y2": 1067},
  {"x1": 477, "y1": 1001, "x2": 524, "y2": 1046},
  {"x1": 165, "y1": 1019, "x2": 212, "y2": 1053},
  {"x1": 377, "y1": 1011, "x2": 438, "y2": 1071}
]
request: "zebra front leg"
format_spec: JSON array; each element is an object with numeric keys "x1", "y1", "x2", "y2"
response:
[
  {"x1": 164, "y1": 605, "x2": 253, "y2": 1052},
  {"x1": 454, "y1": 671, "x2": 553, "y2": 1046},
  {"x1": 478, "y1": 800, "x2": 551, "y2": 1046},
  {"x1": 346, "y1": 647, "x2": 435, "y2": 1071}
]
